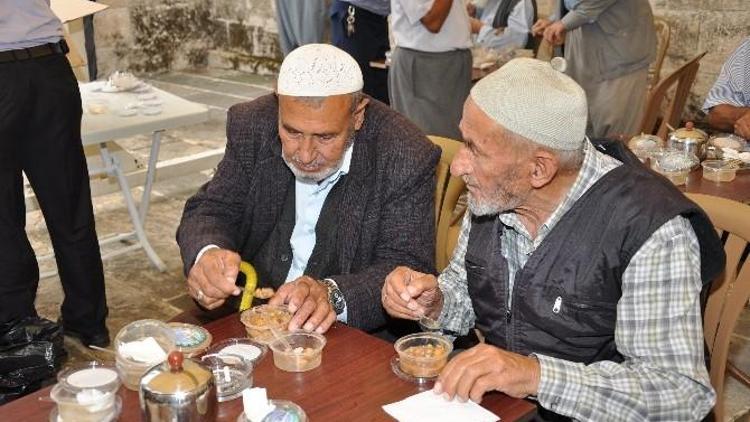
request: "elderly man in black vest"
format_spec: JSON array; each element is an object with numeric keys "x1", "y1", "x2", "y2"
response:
[
  {"x1": 177, "y1": 44, "x2": 439, "y2": 336},
  {"x1": 382, "y1": 58, "x2": 724, "y2": 420}
]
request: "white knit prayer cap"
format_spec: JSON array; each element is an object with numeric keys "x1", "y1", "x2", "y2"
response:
[
  {"x1": 470, "y1": 58, "x2": 588, "y2": 151},
  {"x1": 277, "y1": 44, "x2": 364, "y2": 97}
]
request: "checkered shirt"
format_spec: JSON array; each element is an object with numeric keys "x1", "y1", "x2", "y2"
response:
[{"x1": 436, "y1": 141, "x2": 715, "y2": 420}]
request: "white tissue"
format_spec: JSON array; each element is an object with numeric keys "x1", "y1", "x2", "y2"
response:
[
  {"x1": 242, "y1": 388, "x2": 276, "y2": 422},
  {"x1": 118, "y1": 337, "x2": 167, "y2": 363},
  {"x1": 382, "y1": 390, "x2": 499, "y2": 422}
]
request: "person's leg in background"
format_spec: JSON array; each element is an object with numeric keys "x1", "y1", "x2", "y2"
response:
[
  {"x1": 276, "y1": 0, "x2": 327, "y2": 55},
  {"x1": 330, "y1": 1, "x2": 390, "y2": 104},
  {"x1": 0, "y1": 60, "x2": 41, "y2": 326},
  {"x1": 585, "y1": 67, "x2": 649, "y2": 140},
  {"x1": 21, "y1": 54, "x2": 109, "y2": 346}
]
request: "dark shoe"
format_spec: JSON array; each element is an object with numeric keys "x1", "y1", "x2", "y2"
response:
[{"x1": 58, "y1": 318, "x2": 110, "y2": 348}]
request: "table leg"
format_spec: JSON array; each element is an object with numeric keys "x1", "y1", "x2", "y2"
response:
[
  {"x1": 99, "y1": 142, "x2": 167, "y2": 272},
  {"x1": 138, "y1": 130, "x2": 163, "y2": 225}
]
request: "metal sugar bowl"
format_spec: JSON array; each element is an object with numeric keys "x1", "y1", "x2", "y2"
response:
[
  {"x1": 139, "y1": 351, "x2": 217, "y2": 421},
  {"x1": 667, "y1": 121, "x2": 708, "y2": 160}
]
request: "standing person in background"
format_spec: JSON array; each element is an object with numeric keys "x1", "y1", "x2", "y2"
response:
[
  {"x1": 275, "y1": 0, "x2": 327, "y2": 55},
  {"x1": 469, "y1": 0, "x2": 537, "y2": 52},
  {"x1": 331, "y1": 0, "x2": 390, "y2": 105},
  {"x1": 0, "y1": 0, "x2": 109, "y2": 347},
  {"x1": 532, "y1": 0, "x2": 656, "y2": 139},
  {"x1": 389, "y1": 0, "x2": 472, "y2": 140}
]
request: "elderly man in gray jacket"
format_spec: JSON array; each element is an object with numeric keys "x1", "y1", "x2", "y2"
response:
[
  {"x1": 177, "y1": 44, "x2": 439, "y2": 336},
  {"x1": 533, "y1": 0, "x2": 656, "y2": 139}
]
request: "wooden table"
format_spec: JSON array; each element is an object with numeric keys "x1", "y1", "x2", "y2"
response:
[
  {"x1": 0, "y1": 315, "x2": 537, "y2": 421},
  {"x1": 681, "y1": 168, "x2": 750, "y2": 204}
]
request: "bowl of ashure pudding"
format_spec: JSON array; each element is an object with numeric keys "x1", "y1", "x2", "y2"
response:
[
  {"x1": 395, "y1": 333, "x2": 453, "y2": 378},
  {"x1": 268, "y1": 332, "x2": 327, "y2": 372},
  {"x1": 239, "y1": 304, "x2": 293, "y2": 344}
]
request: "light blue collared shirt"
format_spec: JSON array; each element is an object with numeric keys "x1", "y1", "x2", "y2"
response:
[
  {"x1": 285, "y1": 144, "x2": 354, "y2": 322},
  {"x1": 475, "y1": 0, "x2": 534, "y2": 52}
]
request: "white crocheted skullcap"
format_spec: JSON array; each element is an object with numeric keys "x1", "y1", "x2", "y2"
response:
[
  {"x1": 277, "y1": 43, "x2": 364, "y2": 97},
  {"x1": 470, "y1": 58, "x2": 588, "y2": 151}
]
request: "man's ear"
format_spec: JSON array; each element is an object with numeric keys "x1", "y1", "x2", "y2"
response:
[
  {"x1": 353, "y1": 97, "x2": 370, "y2": 131},
  {"x1": 529, "y1": 149, "x2": 559, "y2": 189}
]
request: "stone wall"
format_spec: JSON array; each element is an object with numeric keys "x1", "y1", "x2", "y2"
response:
[
  {"x1": 93, "y1": 0, "x2": 282, "y2": 77},
  {"x1": 92, "y1": 0, "x2": 750, "y2": 122},
  {"x1": 649, "y1": 0, "x2": 750, "y2": 120}
]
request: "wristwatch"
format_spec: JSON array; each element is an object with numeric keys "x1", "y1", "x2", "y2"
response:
[{"x1": 319, "y1": 278, "x2": 346, "y2": 315}]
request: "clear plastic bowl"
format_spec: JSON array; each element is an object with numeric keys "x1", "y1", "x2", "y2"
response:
[
  {"x1": 240, "y1": 305, "x2": 292, "y2": 344},
  {"x1": 113, "y1": 319, "x2": 175, "y2": 391},
  {"x1": 702, "y1": 160, "x2": 737, "y2": 183},
  {"x1": 394, "y1": 333, "x2": 452, "y2": 378},
  {"x1": 200, "y1": 353, "x2": 253, "y2": 402},
  {"x1": 169, "y1": 322, "x2": 212, "y2": 358},
  {"x1": 652, "y1": 150, "x2": 698, "y2": 186},
  {"x1": 50, "y1": 383, "x2": 120, "y2": 422},
  {"x1": 268, "y1": 332, "x2": 326, "y2": 372}
]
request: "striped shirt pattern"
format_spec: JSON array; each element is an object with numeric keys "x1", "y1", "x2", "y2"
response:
[
  {"x1": 436, "y1": 141, "x2": 715, "y2": 420},
  {"x1": 703, "y1": 37, "x2": 750, "y2": 111}
]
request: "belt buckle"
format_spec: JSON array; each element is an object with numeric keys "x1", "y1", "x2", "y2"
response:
[{"x1": 11, "y1": 48, "x2": 32, "y2": 61}]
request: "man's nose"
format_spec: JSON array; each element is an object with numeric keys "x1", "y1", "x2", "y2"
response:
[
  {"x1": 450, "y1": 146, "x2": 470, "y2": 177},
  {"x1": 297, "y1": 138, "x2": 316, "y2": 164}
]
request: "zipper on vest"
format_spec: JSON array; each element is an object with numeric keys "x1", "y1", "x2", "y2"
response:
[{"x1": 505, "y1": 309, "x2": 512, "y2": 323}]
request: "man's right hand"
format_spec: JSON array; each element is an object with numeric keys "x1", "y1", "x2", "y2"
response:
[
  {"x1": 735, "y1": 109, "x2": 750, "y2": 139},
  {"x1": 187, "y1": 248, "x2": 242, "y2": 310},
  {"x1": 531, "y1": 19, "x2": 551, "y2": 37},
  {"x1": 381, "y1": 266, "x2": 443, "y2": 321}
]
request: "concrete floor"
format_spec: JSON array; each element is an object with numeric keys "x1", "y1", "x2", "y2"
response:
[{"x1": 26, "y1": 70, "x2": 750, "y2": 420}]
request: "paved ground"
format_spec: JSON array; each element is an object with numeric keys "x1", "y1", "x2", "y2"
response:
[{"x1": 26, "y1": 70, "x2": 750, "y2": 420}]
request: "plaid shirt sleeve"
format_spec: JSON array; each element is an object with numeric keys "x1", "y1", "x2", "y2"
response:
[
  {"x1": 535, "y1": 216, "x2": 716, "y2": 420},
  {"x1": 436, "y1": 212, "x2": 476, "y2": 335}
]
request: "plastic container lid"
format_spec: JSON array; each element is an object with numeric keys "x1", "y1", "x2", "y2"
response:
[
  {"x1": 168, "y1": 323, "x2": 212, "y2": 357},
  {"x1": 236, "y1": 400, "x2": 307, "y2": 422},
  {"x1": 57, "y1": 362, "x2": 121, "y2": 394},
  {"x1": 204, "y1": 337, "x2": 268, "y2": 366}
]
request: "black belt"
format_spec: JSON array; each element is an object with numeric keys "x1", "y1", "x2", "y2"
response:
[{"x1": 0, "y1": 40, "x2": 69, "y2": 64}]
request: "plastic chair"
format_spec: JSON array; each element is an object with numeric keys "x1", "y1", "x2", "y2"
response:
[
  {"x1": 648, "y1": 17, "x2": 672, "y2": 91},
  {"x1": 687, "y1": 193, "x2": 750, "y2": 422},
  {"x1": 640, "y1": 51, "x2": 706, "y2": 141}
]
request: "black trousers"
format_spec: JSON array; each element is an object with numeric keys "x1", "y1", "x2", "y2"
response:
[
  {"x1": 330, "y1": 1, "x2": 390, "y2": 105},
  {"x1": 0, "y1": 52, "x2": 108, "y2": 336}
]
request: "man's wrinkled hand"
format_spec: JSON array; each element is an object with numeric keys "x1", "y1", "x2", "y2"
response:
[
  {"x1": 542, "y1": 20, "x2": 566, "y2": 45},
  {"x1": 381, "y1": 266, "x2": 443, "y2": 321},
  {"x1": 734, "y1": 110, "x2": 750, "y2": 139},
  {"x1": 531, "y1": 18, "x2": 551, "y2": 37},
  {"x1": 187, "y1": 248, "x2": 242, "y2": 310},
  {"x1": 269, "y1": 276, "x2": 336, "y2": 334},
  {"x1": 433, "y1": 344, "x2": 541, "y2": 403}
]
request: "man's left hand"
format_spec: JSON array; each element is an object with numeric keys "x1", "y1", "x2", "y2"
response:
[
  {"x1": 543, "y1": 21, "x2": 566, "y2": 45},
  {"x1": 734, "y1": 109, "x2": 750, "y2": 139},
  {"x1": 269, "y1": 276, "x2": 336, "y2": 334},
  {"x1": 433, "y1": 344, "x2": 541, "y2": 402}
]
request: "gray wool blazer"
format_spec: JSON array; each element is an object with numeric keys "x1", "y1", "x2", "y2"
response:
[{"x1": 176, "y1": 95, "x2": 440, "y2": 332}]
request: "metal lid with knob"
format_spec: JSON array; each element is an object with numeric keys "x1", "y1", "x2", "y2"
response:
[
  {"x1": 139, "y1": 350, "x2": 218, "y2": 421},
  {"x1": 669, "y1": 121, "x2": 708, "y2": 144}
]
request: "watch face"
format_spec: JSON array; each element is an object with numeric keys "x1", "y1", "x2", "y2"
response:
[{"x1": 330, "y1": 288, "x2": 346, "y2": 314}]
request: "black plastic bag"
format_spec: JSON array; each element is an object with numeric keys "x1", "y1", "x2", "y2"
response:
[{"x1": 0, "y1": 316, "x2": 67, "y2": 405}]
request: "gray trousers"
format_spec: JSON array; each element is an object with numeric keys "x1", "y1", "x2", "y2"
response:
[
  {"x1": 581, "y1": 67, "x2": 649, "y2": 139},
  {"x1": 388, "y1": 47, "x2": 472, "y2": 140},
  {"x1": 275, "y1": 0, "x2": 327, "y2": 55}
]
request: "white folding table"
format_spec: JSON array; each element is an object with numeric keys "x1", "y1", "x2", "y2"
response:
[{"x1": 37, "y1": 82, "x2": 210, "y2": 277}]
